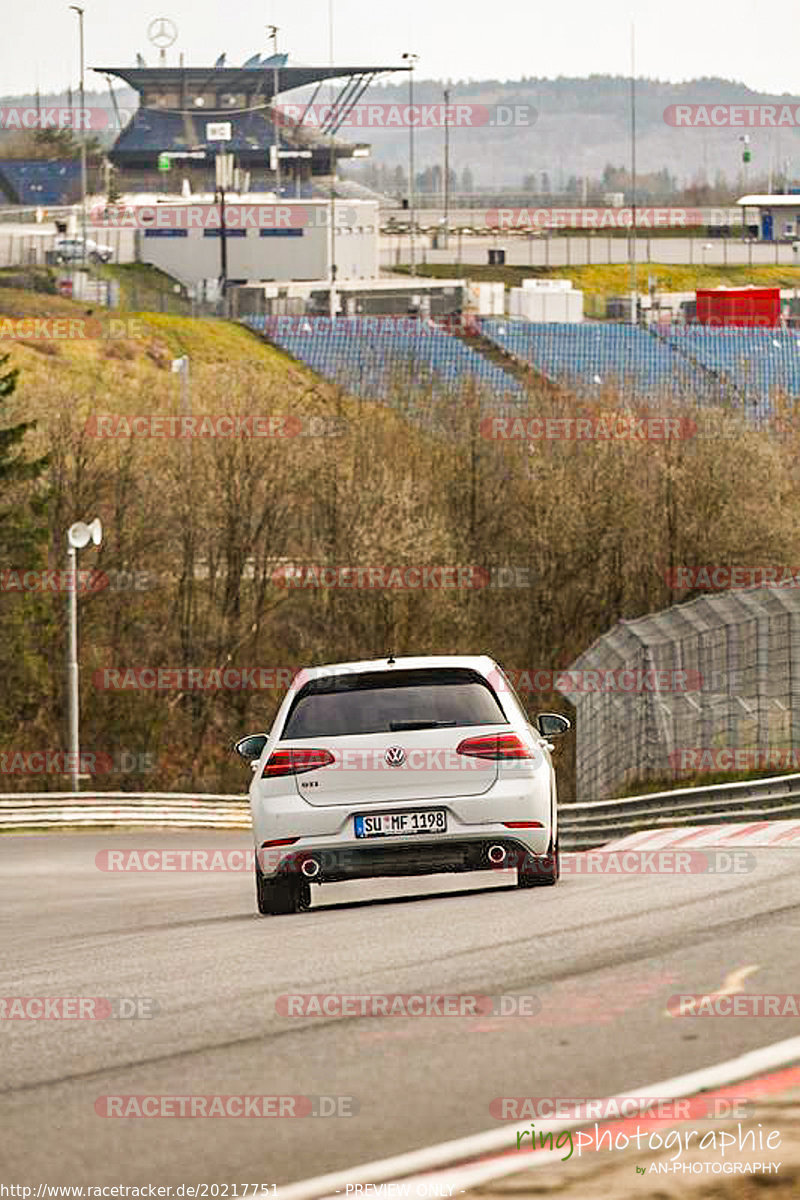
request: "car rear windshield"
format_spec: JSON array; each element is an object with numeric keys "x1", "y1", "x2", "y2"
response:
[{"x1": 282, "y1": 668, "x2": 508, "y2": 739}]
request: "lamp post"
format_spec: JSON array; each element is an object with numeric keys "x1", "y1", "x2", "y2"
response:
[
  {"x1": 443, "y1": 86, "x2": 451, "y2": 250},
  {"x1": 328, "y1": 0, "x2": 338, "y2": 320},
  {"x1": 69, "y1": 5, "x2": 87, "y2": 265},
  {"x1": 66, "y1": 518, "x2": 102, "y2": 792},
  {"x1": 267, "y1": 24, "x2": 281, "y2": 197},
  {"x1": 402, "y1": 52, "x2": 419, "y2": 275}
]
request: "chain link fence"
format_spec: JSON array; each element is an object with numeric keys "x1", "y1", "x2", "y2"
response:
[{"x1": 560, "y1": 582, "x2": 800, "y2": 800}]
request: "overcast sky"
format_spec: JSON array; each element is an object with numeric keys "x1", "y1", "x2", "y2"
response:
[{"x1": 2, "y1": 0, "x2": 794, "y2": 98}]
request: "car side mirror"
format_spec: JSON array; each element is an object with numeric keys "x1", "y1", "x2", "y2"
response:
[
  {"x1": 234, "y1": 734, "x2": 268, "y2": 767},
  {"x1": 536, "y1": 712, "x2": 571, "y2": 739}
]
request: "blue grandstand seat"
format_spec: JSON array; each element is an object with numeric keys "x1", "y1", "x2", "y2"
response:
[
  {"x1": 242, "y1": 315, "x2": 526, "y2": 409},
  {"x1": 0, "y1": 160, "x2": 81, "y2": 206}
]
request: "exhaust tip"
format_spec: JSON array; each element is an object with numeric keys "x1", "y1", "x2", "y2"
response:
[
  {"x1": 487, "y1": 844, "x2": 507, "y2": 864},
  {"x1": 300, "y1": 857, "x2": 321, "y2": 878}
]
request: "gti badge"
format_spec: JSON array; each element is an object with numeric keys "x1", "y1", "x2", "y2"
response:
[{"x1": 385, "y1": 746, "x2": 406, "y2": 767}]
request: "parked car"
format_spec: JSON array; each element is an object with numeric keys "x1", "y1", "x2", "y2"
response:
[{"x1": 53, "y1": 237, "x2": 114, "y2": 264}]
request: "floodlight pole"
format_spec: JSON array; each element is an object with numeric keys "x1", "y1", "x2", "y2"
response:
[
  {"x1": 629, "y1": 21, "x2": 638, "y2": 325},
  {"x1": 268, "y1": 25, "x2": 281, "y2": 197},
  {"x1": 403, "y1": 53, "x2": 419, "y2": 275},
  {"x1": 66, "y1": 544, "x2": 80, "y2": 792},
  {"x1": 443, "y1": 86, "x2": 450, "y2": 249},
  {"x1": 69, "y1": 5, "x2": 87, "y2": 265},
  {"x1": 328, "y1": 0, "x2": 337, "y2": 321}
]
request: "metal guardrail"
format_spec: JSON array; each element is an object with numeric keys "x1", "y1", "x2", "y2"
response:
[
  {"x1": 0, "y1": 793, "x2": 249, "y2": 831},
  {"x1": 2, "y1": 774, "x2": 800, "y2": 845},
  {"x1": 559, "y1": 772, "x2": 800, "y2": 849}
]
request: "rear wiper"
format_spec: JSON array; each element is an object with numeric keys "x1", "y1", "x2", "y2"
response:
[{"x1": 388, "y1": 720, "x2": 458, "y2": 731}]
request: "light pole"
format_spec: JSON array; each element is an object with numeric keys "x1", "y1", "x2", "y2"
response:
[
  {"x1": 629, "y1": 21, "x2": 637, "y2": 325},
  {"x1": 328, "y1": 0, "x2": 338, "y2": 320},
  {"x1": 443, "y1": 86, "x2": 451, "y2": 249},
  {"x1": 402, "y1": 52, "x2": 419, "y2": 275},
  {"x1": 69, "y1": 5, "x2": 87, "y2": 265},
  {"x1": 267, "y1": 25, "x2": 281, "y2": 197},
  {"x1": 66, "y1": 517, "x2": 102, "y2": 792}
]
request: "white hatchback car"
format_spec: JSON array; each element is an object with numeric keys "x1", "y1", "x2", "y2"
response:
[{"x1": 236, "y1": 655, "x2": 570, "y2": 914}]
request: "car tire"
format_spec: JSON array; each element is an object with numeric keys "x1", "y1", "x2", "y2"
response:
[
  {"x1": 517, "y1": 838, "x2": 559, "y2": 888},
  {"x1": 255, "y1": 863, "x2": 311, "y2": 915},
  {"x1": 89, "y1": 252, "x2": 102, "y2": 264}
]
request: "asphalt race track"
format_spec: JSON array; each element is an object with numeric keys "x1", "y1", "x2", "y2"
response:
[{"x1": 2, "y1": 831, "x2": 799, "y2": 1186}]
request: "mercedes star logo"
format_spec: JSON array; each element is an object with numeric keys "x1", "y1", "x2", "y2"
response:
[
  {"x1": 147, "y1": 17, "x2": 178, "y2": 48},
  {"x1": 384, "y1": 746, "x2": 406, "y2": 768}
]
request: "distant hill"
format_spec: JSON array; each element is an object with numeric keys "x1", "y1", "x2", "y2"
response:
[{"x1": 3, "y1": 76, "x2": 799, "y2": 191}]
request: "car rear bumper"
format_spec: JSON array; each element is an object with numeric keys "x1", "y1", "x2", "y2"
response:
[{"x1": 257, "y1": 834, "x2": 552, "y2": 883}]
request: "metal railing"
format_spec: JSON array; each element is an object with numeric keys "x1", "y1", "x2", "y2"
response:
[
  {"x1": 0, "y1": 792, "x2": 249, "y2": 831},
  {"x1": 3, "y1": 774, "x2": 800, "y2": 847}
]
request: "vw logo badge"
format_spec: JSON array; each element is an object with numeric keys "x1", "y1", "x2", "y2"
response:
[{"x1": 385, "y1": 746, "x2": 406, "y2": 768}]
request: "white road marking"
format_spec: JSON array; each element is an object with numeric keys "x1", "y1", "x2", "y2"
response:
[
  {"x1": 276, "y1": 1036, "x2": 800, "y2": 1200},
  {"x1": 664, "y1": 963, "x2": 761, "y2": 1018}
]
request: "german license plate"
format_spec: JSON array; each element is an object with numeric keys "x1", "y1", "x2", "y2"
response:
[{"x1": 354, "y1": 810, "x2": 447, "y2": 838}]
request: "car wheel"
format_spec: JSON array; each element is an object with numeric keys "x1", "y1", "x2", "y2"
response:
[
  {"x1": 89, "y1": 251, "x2": 102, "y2": 264},
  {"x1": 517, "y1": 838, "x2": 559, "y2": 888},
  {"x1": 255, "y1": 863, "x2": 311, "y2": 915}
]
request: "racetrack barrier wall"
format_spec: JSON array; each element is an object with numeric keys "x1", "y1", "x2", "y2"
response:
[{"x1": 3, "y1": 773, "x2": 800, "y2": 848}]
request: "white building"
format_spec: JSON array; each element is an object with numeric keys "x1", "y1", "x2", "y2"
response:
[
  {"x1": 104, "y1": 197, "x2": 380, "y2": 287},
  {"x1": 737, "y1": 194, "x2": 800, "y2": 242}
]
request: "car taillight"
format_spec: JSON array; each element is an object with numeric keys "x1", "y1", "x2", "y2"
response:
[
  {"x1": 456, "y1": 733, "x2": 534, "y2": 760},
  {"x1": 262, "y1": 748, "x2": 335, "y2": 778}
]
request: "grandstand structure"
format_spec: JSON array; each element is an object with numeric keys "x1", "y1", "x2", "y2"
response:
[
  {"x1": 480, "y1": 319, "x2": 800, "y2": 415},
  {"x1": 0, "y1": 160, "x2": 81, "y2": 206},
  {"x1": 95, "y1": 55, "x2": 409, "y2": 196},
  {"x1": 243, "y1": 316, "x2": 526, "y2": 410}
]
